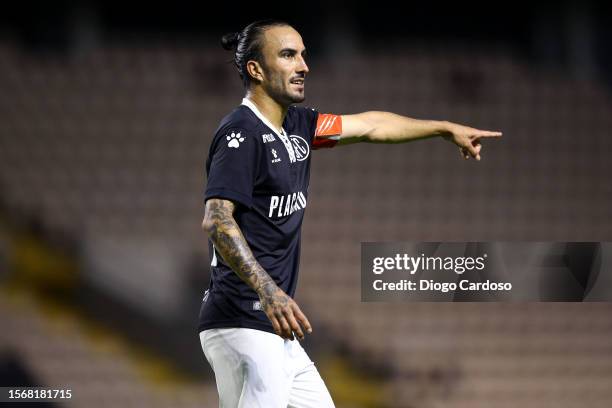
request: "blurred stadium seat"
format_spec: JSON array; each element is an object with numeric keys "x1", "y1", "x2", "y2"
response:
[{"x1": 1, "y1": 38, "x2": 611, "y2": 407}]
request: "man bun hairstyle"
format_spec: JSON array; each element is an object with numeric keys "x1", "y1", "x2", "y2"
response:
[
  {"x1": 220, "y1": 32, "x2": 240, "y2": 51},
  {"x1": 221, "y1": 19, "x2": 290, "y2": 88}
]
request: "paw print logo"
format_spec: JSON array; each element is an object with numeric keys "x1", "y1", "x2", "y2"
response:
[{"x1": 226, "y1": 132, "x2": 244, "y2": 148}]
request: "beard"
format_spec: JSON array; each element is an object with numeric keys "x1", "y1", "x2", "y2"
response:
[
  {"x1": 289, "y1": 90, "x2": 305, "y2": 103},
  {"x1": 264, "y1": 74, "x2": 305, "y2": 106}
]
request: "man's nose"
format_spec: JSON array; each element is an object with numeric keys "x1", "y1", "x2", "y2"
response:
[{"x1": 297, "y1": 56, "x2": 309, "y2": 74}]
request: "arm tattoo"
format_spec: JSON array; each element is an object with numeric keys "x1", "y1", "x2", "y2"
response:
[{"x1": 203, "y1": 199, "x2": 278, "y2": 297}]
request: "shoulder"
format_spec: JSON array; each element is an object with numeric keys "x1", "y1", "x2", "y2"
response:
[
  {"x1": 215, "y1": 105, "x2": 261, "y2": 136},
  {"x1": 212, "y1": 106, "x2": 265, "y2": 148},
  {"x1": 287, "y1": 105, "x2": 319, "y2": 121},
  {"x1": 209, "y1": 106, "x2": 265, "y2": 154},
  {"x1": 286, "y1": 105, "x2": 319, "y2": 137}
]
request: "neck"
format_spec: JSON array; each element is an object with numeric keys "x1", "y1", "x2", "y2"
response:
[{"x1": 245, "y1": 88, "x2": 288, "y2": 133}]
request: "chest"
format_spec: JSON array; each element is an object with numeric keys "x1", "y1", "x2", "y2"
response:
[{"x1": 257, "y1": 130, "x2": 311, "y2": 193}]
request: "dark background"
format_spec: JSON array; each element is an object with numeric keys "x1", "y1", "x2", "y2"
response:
[{"x1": 1, "y1": 2, "x2": 611, "y2": 407}]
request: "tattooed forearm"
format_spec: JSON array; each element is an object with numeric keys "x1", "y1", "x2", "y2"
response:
[
  {"x1": 202, "y1": 198, "x2": 312, "y2": 339},
  {"x1": 202, "y1": 198, "x2": 276, "y2": 296}
]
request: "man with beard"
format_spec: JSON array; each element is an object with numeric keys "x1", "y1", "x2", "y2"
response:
[{"x1": 199, "y1": 20, "x2": 501, "y2": 407}]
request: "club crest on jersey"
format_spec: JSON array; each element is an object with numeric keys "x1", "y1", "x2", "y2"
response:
[
  {"x1": 226, "y1": 132, "x2": 244, "y2": 148},
  {"x1": 289, "y1": 135, "x2": 310, "y2": 161},
  {"x1": 268, "y1": 192, "x2": 307, "y2": 218}
]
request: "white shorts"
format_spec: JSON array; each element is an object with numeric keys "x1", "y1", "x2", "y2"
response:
[{"x1": 200, "y1": 328, "x2": 335, "y2": 408}]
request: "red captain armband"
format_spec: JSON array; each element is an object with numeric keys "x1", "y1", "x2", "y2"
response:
[{"x1": 313, "y1": 113, "x2": 342, "y2": 149}]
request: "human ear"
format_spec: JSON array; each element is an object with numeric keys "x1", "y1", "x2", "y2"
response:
[{"x1": 246, "y1": 60, "x2": 265, "y2": 82}]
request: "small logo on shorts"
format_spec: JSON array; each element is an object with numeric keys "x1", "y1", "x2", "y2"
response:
[{"x1": 253, "y1": 301, "x2": 262, "y2": 311}]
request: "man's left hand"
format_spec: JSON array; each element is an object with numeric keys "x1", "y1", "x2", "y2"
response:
[{"x1": 443, "y1": 122, "x2": 502, "y2": 161}]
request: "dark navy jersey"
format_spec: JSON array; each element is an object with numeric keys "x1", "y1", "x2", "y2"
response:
[{"x1": 198, "y1": 98, "x2": 341, "y2": 334}]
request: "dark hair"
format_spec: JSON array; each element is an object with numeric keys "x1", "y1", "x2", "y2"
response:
[{"x1": 221, "y1": 20, "x2": 291, "y2": 88}]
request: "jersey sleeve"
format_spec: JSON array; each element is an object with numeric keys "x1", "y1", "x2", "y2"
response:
[
  {"x1": 204, "y1": 128, "x2": 258, "y2": 208},
  {"x1": 312, "y1": 112, "x2": 342, "y2": 149}
]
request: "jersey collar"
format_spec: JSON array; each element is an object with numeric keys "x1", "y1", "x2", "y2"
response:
[{"x1": 241, "y1": 97, "x2": 287, "y2": 138}]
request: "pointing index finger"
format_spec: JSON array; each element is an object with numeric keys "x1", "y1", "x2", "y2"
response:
[{"x1": 476, "y1": 130, "x2": 503, "y2": 137}]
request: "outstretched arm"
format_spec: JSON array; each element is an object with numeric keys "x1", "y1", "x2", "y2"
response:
[
  {"x1": 201, "y1": 198, "x2": 311, "y2": 340},
  {"x1": 337, "y1": 112, "x2": 502, "y2": 160}
]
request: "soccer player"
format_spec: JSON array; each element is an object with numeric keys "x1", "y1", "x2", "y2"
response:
[{"x1": 199, "y1": 20, "x2": 501, "y2": 408}]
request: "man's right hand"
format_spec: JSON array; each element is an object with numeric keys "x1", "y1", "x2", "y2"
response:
[
  {"x1": 202, "y1": 198, "x2": 312, "y2": 340},
  {"x1": 258, "y1": 282, "x2": 312, "y2": 341}
]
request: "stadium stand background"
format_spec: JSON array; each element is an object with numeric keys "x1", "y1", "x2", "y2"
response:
[{"x1": 1, "y1": 2, "x2": 612, "y2": 407}]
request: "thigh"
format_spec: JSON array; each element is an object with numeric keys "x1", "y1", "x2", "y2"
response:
[
  {"x1": 200, "y1": 328, "x2": 292, "y2": 408},
  {"x1": 287, "y1": 343, "x2": 335, "y2": 408}
]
